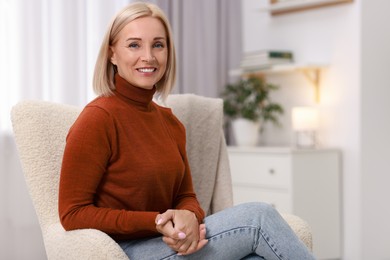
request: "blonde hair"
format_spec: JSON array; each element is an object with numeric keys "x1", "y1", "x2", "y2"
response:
[{"x1": 93, "y1": 2, "x2": 176, "y2": 100}]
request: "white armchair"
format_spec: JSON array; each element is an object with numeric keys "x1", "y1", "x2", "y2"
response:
[{"x1": 11, "y1": 95, "x2": 312, "y2": 259}]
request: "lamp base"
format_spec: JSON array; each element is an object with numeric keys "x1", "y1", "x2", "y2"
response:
[{"x1": 294, "y1": 131, "x2": 317, "y2": 148}]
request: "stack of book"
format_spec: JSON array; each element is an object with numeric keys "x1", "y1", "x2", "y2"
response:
[{"x1": 240, "y1": 50, "x2": 294, "y2": 71}]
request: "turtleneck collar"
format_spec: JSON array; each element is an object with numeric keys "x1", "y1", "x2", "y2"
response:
[{"x1": 114, "y1": 73, "x2": 156, "y2": 110}]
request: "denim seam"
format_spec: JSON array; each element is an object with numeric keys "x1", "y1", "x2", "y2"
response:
[
  {"x1": 207, "y1": 225, "x2": 257, "y2": 241},
  {"x1": 259, "y1": 227, "x2": 284, "y2": 260},
  {"x1": 162, "y1": 252, "x2": 180, "y2": 260},
  {"x1": 252, "y1": 226, "x2": 260, "y2": 253}
]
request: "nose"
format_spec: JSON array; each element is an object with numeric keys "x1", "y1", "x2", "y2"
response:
[{"x1": 141, "y1": 47, "x2": 155, "y2": 62}]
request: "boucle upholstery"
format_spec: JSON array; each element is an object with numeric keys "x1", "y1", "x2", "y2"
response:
[
  {"x1": 11, "y1": 95, "x2": 312, "y2": 259},
  {"x1": 164, "y1": 95, "x2": 234, "y2": 215}
]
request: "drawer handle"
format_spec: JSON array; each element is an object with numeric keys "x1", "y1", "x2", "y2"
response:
[{"x1": 269, "y1": 168, "x2": 275, "y2": 175}]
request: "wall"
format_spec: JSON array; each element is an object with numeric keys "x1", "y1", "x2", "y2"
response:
[
  {"x1": 361, "y1": 0, "x2": 390, "y2": 259},
  {"x1": 242, "y1": 0, "x2": 362, "y2": 259},
  {"x1": 0, "y1": 134, "x2": 46, "y2": 259}
]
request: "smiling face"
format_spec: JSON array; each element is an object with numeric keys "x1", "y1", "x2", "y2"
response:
[{"x1": 110, "y1": 16, "x2": 168, "y2": 90}]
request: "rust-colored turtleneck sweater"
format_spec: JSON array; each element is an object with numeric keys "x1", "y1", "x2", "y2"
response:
[{"x1": 59, "y1": 74, "x2": 205, "y2": 241}]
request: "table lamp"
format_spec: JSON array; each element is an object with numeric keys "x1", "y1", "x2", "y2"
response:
[{"x1": 292, "y1": 107, "x2": 319, "y2": 148}]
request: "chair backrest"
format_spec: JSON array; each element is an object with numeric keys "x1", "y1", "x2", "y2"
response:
[
  {"x1": 11, "y1": 101, "x2": 81, "y2": 231},
  {"x1": 166, "y1": 94, "x2": 233, "y2": 214},
  {"x1": 11, "y1": 95, "x2": 232, "y2": 232}
]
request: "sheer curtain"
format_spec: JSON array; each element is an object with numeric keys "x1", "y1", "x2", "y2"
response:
[
  {"x1": 154, "y1": 0, "x2": 242, "y2": 97},
  {"x1": 0, "y1": 0, "x2": 241, "y2": 259},
  {"x1": 0, "y1": 1, "x2": 130, "y2": 258}
]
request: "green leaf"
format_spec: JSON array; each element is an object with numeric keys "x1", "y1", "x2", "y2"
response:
[{"x1": 221, "y1": 75, "x2": 284, "y2": 127}]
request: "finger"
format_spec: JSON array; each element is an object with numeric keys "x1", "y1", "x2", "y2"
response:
[
  {"x1": 181, "y1": 241, "x2": 198, "y2": 255},
  {"x1": 162, "y1": 236, "x2": 178, "y2": 246},
  {"x1": 177, "y1": 231, "x2": 186, "y2": 240},
  {"x1": 199, "y1": 224, "x2": 207, "y2": 240},
  {"x1": 155, "y1": 214, "x2": 163, "y2": 225},
  {"x1": 176, "y1": 240, "x2": 192, "y2": 255},
  {"x1": 169, "y1": 228, "x2": 186, "y2": 240},
  {"x1": 156, "y1": 220, "x2": 175, "y2": 237},
  {"x1": 157, "y1": 222, "x2": 187, "y2": 242},
  {"x1": 178, "y1": 239, "x2": 209, "y2": 256},
  {"x1": 164, "y1": 236, "x2": 187, "y2": 252},
  {"x1": 156, "y1": 210, "x2": 174, "y2": 226},
  {"x1": 171, "y1": 227, "x2": 187, "y2": 240},
  {"x1": 186, "y1": 239, "x2": 208, "y2": 255},
  {"x1": 196, "y1": 239, "x2": 208, "y2": 251}
]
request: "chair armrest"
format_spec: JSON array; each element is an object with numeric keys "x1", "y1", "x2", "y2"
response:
[
  {"x1": 282, "y1": 214, "x2": 313, "y2": 251},
  {"x1": 44, "y1": 223, "x2": 129, "y2": 260}
]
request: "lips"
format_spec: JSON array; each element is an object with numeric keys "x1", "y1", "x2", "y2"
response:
[{"x1": 137, "y1": 68, "x2": 156, "y2": 73}]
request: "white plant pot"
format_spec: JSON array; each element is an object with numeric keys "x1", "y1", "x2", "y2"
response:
[{"x1": 231, "y1": 118, "x2": 261, "y2": 147}]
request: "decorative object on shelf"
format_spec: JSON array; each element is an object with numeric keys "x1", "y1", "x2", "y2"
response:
[
  {"x1": 221, "y1": 76, "x2": 284, "y2": 146},
  {"x1": 292, "y1": 106, "x2": 319, "y2": 148},
  {"x1": 240, "y1": 50, "x2": 294, "y2": 72},
  {"x1": 268, "y1": 0, "x2": 353, "y2": 15},
  {"x1": 230, "y1": 118, "x2": 261, "y2": 147}
]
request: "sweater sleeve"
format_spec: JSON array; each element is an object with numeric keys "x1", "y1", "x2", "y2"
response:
[
  {"x1": 58, "y1": 106, "x2": 159, "y2": 238},
  {"x1": 164, "y1": 111, "x2": 206, "y2": 223},
  {"x1": 174, "y1": 152, "x2": 206, "y2": 224}
]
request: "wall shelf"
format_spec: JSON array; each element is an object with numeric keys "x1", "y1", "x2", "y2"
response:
[
  {"x1": 260, "y1": 0, "x2": 353, "y2": 15},
  {"x1": 229, "y1": 63, "x2": 328, "y2": 103}
]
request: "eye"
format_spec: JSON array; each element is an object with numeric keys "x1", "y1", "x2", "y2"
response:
[
  {"x1": 153, "y1": 42, "x2": 165, "y2": 48},
  {"x1": 128, "y1": 42, "x2": 140, "y2": 48}
]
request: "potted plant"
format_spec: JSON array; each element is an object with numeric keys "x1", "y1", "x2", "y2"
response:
[{"x1": 221, "y1": 75, "x2": 284, "y2": 146}]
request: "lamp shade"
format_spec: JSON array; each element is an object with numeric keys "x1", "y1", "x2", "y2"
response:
[{"x1": 292, "y1": 107, "x2": 319, "y2": 131}]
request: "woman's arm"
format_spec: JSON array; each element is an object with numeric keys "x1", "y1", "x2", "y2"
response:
[
  {"x1": 162, "y1": 110, "x2": 205, "y2": 222},
  {"x1": 156, "y1": 110, "x2": 207, "y2": 254},
  {"x1": 58, "y1": 106, "x2": 159, "y2": 238}
]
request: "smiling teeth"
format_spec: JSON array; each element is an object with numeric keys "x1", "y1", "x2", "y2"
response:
[{"x1": 138, "y1": 68, "x2": 155, "y2": 73}]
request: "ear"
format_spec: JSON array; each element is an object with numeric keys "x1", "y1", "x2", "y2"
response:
[{"x1": 110, "y1": 46, "x2": 117, "y2": 65}]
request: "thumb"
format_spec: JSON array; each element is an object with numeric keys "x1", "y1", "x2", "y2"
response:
[
  {"x1": 155, "y1": 210, "x2": 174, "y2": 226},
  {"x1": 169, "y1": 227, "x2": 186, "y2": 240},
  {"x1": 159, "y1": 222, "x2": 186, "y2": 240},
  {"x1": 155, "y1": 214, "x2": 166, "y2": 225},
  {"x1": 177, "y1": 231, "x2": 186, "y2": 240}
]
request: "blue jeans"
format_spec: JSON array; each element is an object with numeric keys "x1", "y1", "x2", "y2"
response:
[{"x1": 119, "y1": 202, "x2": 316, "y2": 260}]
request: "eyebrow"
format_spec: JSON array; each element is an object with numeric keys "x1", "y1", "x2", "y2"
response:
[{"x1": 125, "y1": 37, "x2": 166, "y2": 41}]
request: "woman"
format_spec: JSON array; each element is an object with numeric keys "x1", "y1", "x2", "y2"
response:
[{"x1": 59, "y1": 2, "x2": 315, "y2": 259}]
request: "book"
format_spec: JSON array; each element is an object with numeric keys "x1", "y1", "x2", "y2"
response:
[
  {"x1": 243, "y1": 50, "x2": 293, "y2": 59},
  {"x1": 240, "y1": 50, "x2": 293, "y2": 70}
]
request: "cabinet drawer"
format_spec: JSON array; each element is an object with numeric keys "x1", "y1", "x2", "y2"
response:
[
  {"x1": 229, "y1": 153, "x2": 291, "y2": 188},
  {"x1": 232, "y1": 185, "x2": 291, "y2": 213}
]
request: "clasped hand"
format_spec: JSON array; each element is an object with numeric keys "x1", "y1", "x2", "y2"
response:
[{"x1": 155, "y1": 209, "x2": 208, "y2": 256}]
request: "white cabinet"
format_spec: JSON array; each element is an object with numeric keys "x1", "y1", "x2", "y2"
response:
[{"x1": 228, "y1": 146, "x2": 341, "y2": 260}]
